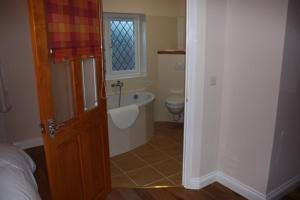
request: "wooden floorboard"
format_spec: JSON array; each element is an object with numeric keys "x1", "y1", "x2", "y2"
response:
[
  {"x1": 25, "y1": 146, "x2": 51, "y2": 200},
  {"x1": 107, "y1": 183, "x2": 300, "y2": 200},
  {"x1": 106, "y1": 182, "x2": 247, "y2": 200}
]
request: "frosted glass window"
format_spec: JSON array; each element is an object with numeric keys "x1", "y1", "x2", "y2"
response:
[
  {"x1": 111, "y1": 20, "x2": 136, "y2": 71},
  {"x1": 104, "y1": 13, "x2": 146, "y2": 80},
  {"x1": 81, "y1": 58, "x2": 98, "y2": 111},
  {"x1": 50, "y1": 60, "x2": 74, "y2": 123}
]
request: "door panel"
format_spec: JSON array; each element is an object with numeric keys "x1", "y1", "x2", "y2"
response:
[
  {"x1": 28, "y1": 0, "x2": 111, "y2": 199},
  {"x1": 80, "y1": 119, "x2": 106, "y2": 199},
  {"x1": 56, "y1": 137, "x2": 84, "y2": 199}
]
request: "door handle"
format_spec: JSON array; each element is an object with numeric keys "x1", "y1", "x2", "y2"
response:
[{"x1": 47, "y1": 119, "x2": 64, "y2": 139}]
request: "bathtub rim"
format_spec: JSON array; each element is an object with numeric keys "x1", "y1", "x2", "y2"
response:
[{"x1": 106, "y1": 91, "x2": 156, "y2": 111}]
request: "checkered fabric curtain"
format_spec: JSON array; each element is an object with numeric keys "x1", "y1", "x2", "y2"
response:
[{"x1": 47, "y1": 0, "x2": 101, "y2": 63}]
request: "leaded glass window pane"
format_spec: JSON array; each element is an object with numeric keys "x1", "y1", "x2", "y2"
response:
[{"x1": 110, "y1": 19, "x2": 136, "y2": 71}]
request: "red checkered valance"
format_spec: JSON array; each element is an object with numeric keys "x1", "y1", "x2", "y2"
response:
[{"x1": 46, "y1": 0, "x2": 101, "y2": 63}]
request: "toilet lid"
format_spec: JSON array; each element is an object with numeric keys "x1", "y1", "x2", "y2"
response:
[{"x1": 166, "y1": 95, "x2": 185, "y2": 105}]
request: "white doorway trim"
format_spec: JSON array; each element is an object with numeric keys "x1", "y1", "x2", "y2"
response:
[{"x1": 183, "y1": 0, "x2": 207, "y2": 189}]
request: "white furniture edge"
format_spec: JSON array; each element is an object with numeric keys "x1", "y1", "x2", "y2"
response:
[
  {"x1": 189, "y1": 171, "x2": 300, "y2": 200},
  {"x1": 12, "y1": 137, "x2": 43, "y2": 149}
]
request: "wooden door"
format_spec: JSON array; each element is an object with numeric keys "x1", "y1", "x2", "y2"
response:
[{"x1": 27, "y1": 0, "x2": 111, "y2": 199}]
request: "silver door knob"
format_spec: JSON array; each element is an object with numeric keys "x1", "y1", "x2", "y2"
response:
[{"x1": 47, "y1": 119, "x2": 64, "y2": 139}]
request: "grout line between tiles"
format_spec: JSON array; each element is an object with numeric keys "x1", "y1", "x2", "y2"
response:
[
  {"x1": 111, "y1": 160, "x2": 139, "y2": 187},
  {"x1": 133, "y1": 152, "x2": 181, "y2": 187},
  {"x1": 110, "y1": 125, "x2": 184, "y2": 188},
  {"x1": 165, "y1": 172, "x2": 182, "y2": 186},
  {"x1": 146, "y1": 142, "x2": 183, "y2": 166},
  {"x1": 134, "y1": 154, "x2": 168, "y2": 186}
]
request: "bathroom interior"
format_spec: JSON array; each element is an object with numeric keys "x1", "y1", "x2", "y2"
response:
[{"x1": 102, "y1": 0, "x2": 187, "y2": 188}]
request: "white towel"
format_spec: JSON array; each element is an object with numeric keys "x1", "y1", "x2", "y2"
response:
[{"x1": 109, "y1": 104, "x2": 139, "y2": 129}]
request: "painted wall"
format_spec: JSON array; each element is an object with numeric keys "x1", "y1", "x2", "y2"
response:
[
  {"x1": 218, "y1": 0, "x2": 288, "y2": 194},
  {"x1": 267, "y1": 0, "x2": 300, "y2": 193},
  {"x1": 102, "y1": 0, "x2": 185, "y2": 17},
  {"x1": 0, "y1": 0, "x2": 41, "y2": 143},
  {"x1": 198, "y1": 0, "x2": 227, "y2": 177},
  {"x1": 155, "y1": 54, "x2": 185, "y2": 122}
]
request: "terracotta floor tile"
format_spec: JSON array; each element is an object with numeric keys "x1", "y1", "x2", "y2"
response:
[
  {"x1": 159, "y1": 144, "x2": 183, "y2": 157},
  {"x1": 168, "y1": 173, "x2": 182, "y2": 185},
  {"x1": 111, "y1": 163, "x2": 123, "y2": 177},
  {"x1": 149, "y1": 137, "x2": 177, "y2": 149},
  {"x1": 111, "y1": 151, "x2": 136, "y2": 162},
  {"x1": 170, "y1": 134, "x2": 184, "y2": 143},
  {"x1": 172, "y1": 154, "x2": 183, "y2": 163},
  {"x1": 111, "y1": 174, "x2": 136, "y2": 188},
  {"x1": 110, "y1": 122, "x2": 184, "y2": 188},
  {"x1": 114, "y1": 155, "x2": 147, "y2": 172},
  {"x1": 136, "y1": 150, "x2": 170, "y2": 164},
  {"x1": 152, "y1": 159, "x2": 182, "y2": 177},
  {"x1": 133, "y1": 143, "x2": 157, "y2": 155},
  {"x1": 127, "y1": 167, "x2": 164, "y2": 186}
]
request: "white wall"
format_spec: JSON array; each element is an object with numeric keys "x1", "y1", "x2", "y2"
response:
[
  {"x1": 155, "y1": 54, "x2": 185, "y2": 122},
  {"x1": 218, "y1": 0, "x2": 288, "y2": 194},
  {"x1": 198, "y1": 0, "x2": 227, "y2": 177},
  {"x1": 267, "y1": 0, "x2": 300, "y2": 193},
  {"x1": 0, "y1": 0, "x2": 41, "y2": 143},
  {"x1": 102, "y1": 0, "x2": 185, "y2": 17}
]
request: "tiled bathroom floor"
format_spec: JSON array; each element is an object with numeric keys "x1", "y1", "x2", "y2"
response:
[{"x1": 110, "y1": 122, "x2": 183, "y2": 188}]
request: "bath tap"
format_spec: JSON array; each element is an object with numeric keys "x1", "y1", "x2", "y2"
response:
[
  {"x1": 111, "y1": 80, "x2": 124, "y2": 107},
  {"x1": 111, "y1": 80, "x2": 124, "y2": 88}
]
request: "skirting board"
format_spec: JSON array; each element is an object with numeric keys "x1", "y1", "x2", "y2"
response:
[
  {"x1": 216, "y1": 171, "x2": 266, "y2": 200},
  {"x1": 13, "y1": 136, "x2": 43, "y2": 149},
  {"x1": 266, "y1": 174, "x2": 300, "y2": 200},
  {"x1": 187, "y1": 171, "x2": 218, "y2": 189},
  {"x1": 186, "y1": 171, "x2": 300, "y2": 200}
]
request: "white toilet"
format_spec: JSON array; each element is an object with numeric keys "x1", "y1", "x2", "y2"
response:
[{"x1": 165, "y1": 95, "x2": 185, "y2": 121}]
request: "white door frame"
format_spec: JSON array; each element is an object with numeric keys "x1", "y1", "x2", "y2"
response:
[{"x1": 183, "y1": 0, "x2": 207, "y2": 189}]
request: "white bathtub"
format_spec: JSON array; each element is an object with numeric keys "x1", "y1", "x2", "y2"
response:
[{"x1": 107, "y1": 91, "x2": 155, "y2": 157}]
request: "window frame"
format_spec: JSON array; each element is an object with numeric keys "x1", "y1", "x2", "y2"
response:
[{"x1": 103, "y1": 13, "x2": 146, "y2": 80}]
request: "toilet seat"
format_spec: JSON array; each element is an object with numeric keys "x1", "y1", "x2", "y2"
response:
[{"x1": 166, "y1": 95, "x2": 184, "y2": 106}]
